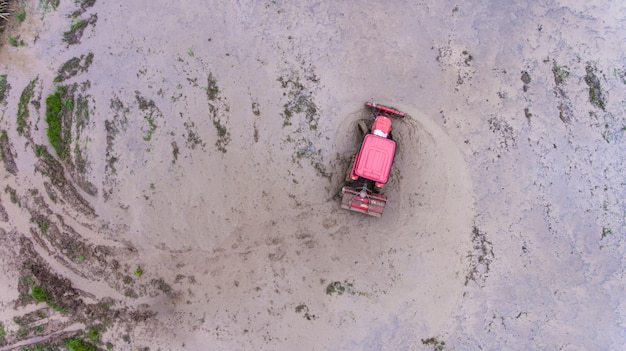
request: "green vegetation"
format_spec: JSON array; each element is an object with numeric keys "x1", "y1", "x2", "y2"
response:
[
  {"x1": 45, "y1": 86, "x2": 73, "y2": 160},
  {"x1": 4, "y1": 185, "x2": 19, "y2": 205},
  {"x1": 143, "y1": 114, "x2": 157, "y2": 141},
  {"x1": 36, "y1": 217, "x2": 49, "y2": 233},
  {"x1": 135, "y1": 92, "x2": 160, "y2": 141},
  {"x1": 17, "y1": 78, "x2": 37, "y2": 136},
  {"x1": 85, "y1": 327, "x2": 100, "y2": 341},
  {"x1": 65, "y1": 338, "x2": 97, "y2": 351},
  {"x1": 0, "y1": 74, "x2": 9, "y2": 104},
  {"x1": 45, "y1": 90, "x2": 64, "y2": 158},
  {"x1": 39, "y1": 0, "x2": 60, "y2": 11},
  {"x1": 325, "y1": 280, "x2": 355, "y2": 296},
  {"x1": 187, "y1": 48, "x2": 194, "y2": 57},
  {"x1": 21, "y1": 345, "x2": 56, "y2": 351},
  {"x1": 63, "y1": 14, "x2": 96, "y2": 44},
  {"x1": 584, "y1": 63, "x2": 607, "y2": 111},
  {"x1": 134, "y1": 267, "x2": 142, "y2": 277},
  {"x1": 0, "y1": 321, "x2": 6, "y2": 343},
  {"x1": 15, "y1": 5, "x2": 26, "y2": 22},
  {"x1": 31, "y1": 286, "x2": 50, "y2": 302},
  {"x1": 277, "y1": 74, "x2": 318, "y2": 129},
  {"x1": 0, "y1": 129, "x2": 7, "y2": 144},
  {"x1": 31, "y1": 285, "x2": 67, "y2": 312},
  {"x1": 71, "y1": 19, "x2": 85, "y2": 31},
  {"x1": 55, "y1": 53, "x2": 94, "y2": 82},
  {"x1": 8, "y1": 36, "x2": 25, "y2": 47},
  {"x1": 552, "y1": 62, "x2": 570, "y2": 85}
]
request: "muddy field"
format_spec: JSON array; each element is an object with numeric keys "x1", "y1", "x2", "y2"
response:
[{"x1": 0, "y1": 0, "x2": 624, "y2": 350}]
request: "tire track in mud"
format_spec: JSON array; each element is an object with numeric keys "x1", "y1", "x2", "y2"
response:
[{"x1": 168, "y1": 104, "x2": 477, "y2": 349}]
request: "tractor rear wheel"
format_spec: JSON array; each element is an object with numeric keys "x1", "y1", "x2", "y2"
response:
[{"x1": 357, "y1": 120, "x2": 369, "y2": 136}]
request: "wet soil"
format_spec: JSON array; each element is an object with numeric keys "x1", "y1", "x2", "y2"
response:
[{"x1": 0, "y1": 1, "x2": 625, "y2": 350}]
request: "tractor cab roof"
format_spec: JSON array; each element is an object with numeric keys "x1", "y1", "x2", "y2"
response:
[{"x1": 353, "y1": 134, "x2": 396, "y2": 184}]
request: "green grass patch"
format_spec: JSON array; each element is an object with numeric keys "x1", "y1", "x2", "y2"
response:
[
  {"x1": 21, "y1": 345, "x2": 56, "y2": 351},
  {"x1": 39, "y1": 0, "x2": 60, "y2": 11},
  {"x1": 0, "y1": 321, "x2": 6, "y2": 342},
  {"x1": 35, "y1": 216, "x2": 49, "y2": 233},
  {"x1": 584, "y1": 63, "x2": 607, "y2": 111},
  {"x1": 32, "y1": 286, "x2": 69, "y2": 312},
  {"x1": 0, "y1": 74, "x2": 9, "y2": 104},
  {"x1": 0, "y1": 75, "x2": 9, "y2": 104},
  {"x1": 85, "y1": 327, "x2": 100, "y2": 341},
  {"x1": 17, "y1": 78, "x2": 38, "y2": 136},
  {"x1": 65, "y1": 338, "x2": 97, "y2": 351},
  {"x1": 552, "y1": 62, "x2": 570, "y2": 86},
  {"x1": 63, "y1": 14, "x2": 96, "y2": 45},
  {"x1": 325, "y1": 280, "x2": 355, "y2": 296},
  {"x1": 31, "y1": 286, "x2": 50, "y2": 302},
  {"x1": 45, "y1": 86, "x2": 72, "y2": 160},
  {"x1": 15, "y1": 5, "x2": 26, "y2": 22},
  {"x1": 4, "y1": 185, "x2": 19, "y2": 206},
  {"x1": 8, "y1": 36, "x2": 25, "y2": 47},
  {"x1": 134, "y1": 267, "x2": 142, "y2": 277},
  {"x1": 143, "y1": 114, "x2": 157, "y2": 141}
]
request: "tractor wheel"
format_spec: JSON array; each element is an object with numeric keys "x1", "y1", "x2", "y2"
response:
[
  {"x1": 345, "y1": 155, "x2": 356, "y2": 182},
  {"x1": 357, "y1": 120, "x2": 369, "y2": 136}
]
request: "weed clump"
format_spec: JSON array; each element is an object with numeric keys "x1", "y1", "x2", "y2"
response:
[
  {"x1": 17, "y1": 78, "x2": 38, "y2": 137},
  {"x1": 552, "y1": 63, "x2": 570, "y2": 85},
  {"x1": 45, "y1": 88, "x2": 68, "y2": 159},
  {"x1": 325, "y1": 280, "x2": 356, "y2": 296},
  {"x1": 8, "y1": 36, "x2": 25, "y2": 47},
  {"x1": 0, "y1": 321, "x2": 6, "y2": 343},
  {"x1": 584, "y1": 63, "x2": 607, "y2": 111},
  {"x1": 422, "y1": 337, "x2": 446, "y2": 351},
  {"x1": 14, "y1": 5, "x2": 26, "y2": 22},
  {"x1": 31, "y1": 285, "x2": 50, "y2": 302},
  {"x1": 63, "y1": 14, "x2": 97, "y2": 45},
  {"x1": 55, "y1": 53, "x2": 94, "y2": 82},
  {"x1": 0, "y1": 75, "x2": 9, "y2": 104},
  {"x1": 40, "y1": 0, "x2": 60, "y2": 11},
  {"x1": 65, "y1": 337, "x2": 97, "y2": 351}
]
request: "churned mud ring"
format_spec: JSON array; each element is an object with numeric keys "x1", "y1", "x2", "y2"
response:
[{"x1": 329, "y1": 103, "x2": 475, "y2": 343}]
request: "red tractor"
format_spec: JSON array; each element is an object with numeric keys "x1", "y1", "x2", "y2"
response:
[{"x1": 340, "y1": 102, "x2": 405, "y2": 217}]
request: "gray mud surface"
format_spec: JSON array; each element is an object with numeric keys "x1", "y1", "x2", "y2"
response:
[{"x1": 0, "y1": 0, "x2": 625, "y2": 350}]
